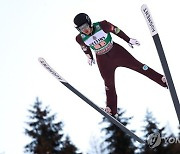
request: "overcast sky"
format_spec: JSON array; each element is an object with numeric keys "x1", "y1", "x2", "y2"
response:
[{"x1": 0, "y1": 0, "x2": 180, "y2": 153}]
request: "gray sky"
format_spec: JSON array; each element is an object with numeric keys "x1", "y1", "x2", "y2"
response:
[{"x1": 0, "y1": 0, "x2": 180, "y2": 153}]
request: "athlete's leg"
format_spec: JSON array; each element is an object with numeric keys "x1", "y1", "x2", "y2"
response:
[
  {"x1": 111, "y1": 43, "x2": 167, "y2": 87},
  {"x1": 122, "y1": 51, "x2": 167, "y2": 87},
  {"x1": 96, "y1": 54, "x2": 118, "y2": 115},
  {"x1": 103, "y1": 71, "x2": 117, "y2": 115}
]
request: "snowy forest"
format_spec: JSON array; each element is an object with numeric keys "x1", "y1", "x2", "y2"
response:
[{"x1": 24, "y1": 98, "x2": 180, "y2": 154}]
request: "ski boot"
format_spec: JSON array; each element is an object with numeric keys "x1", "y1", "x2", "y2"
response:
[
  {"x1": 101, "y1": 107, "x2": 118, "y2": 119},
  {"x1": 162, "y1": 75, "x2": 168, "y2": 88}
]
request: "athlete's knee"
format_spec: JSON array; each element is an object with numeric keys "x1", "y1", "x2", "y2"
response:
[
  {"x1": 142, "y1": 64, "x2": 149, "y2": 71},
  {"x1": 134, "y1": 64, "x2": 149, "y2": 72},
  {"x1": 105, "y1": 81, "x2": 115, "y2": 91}
]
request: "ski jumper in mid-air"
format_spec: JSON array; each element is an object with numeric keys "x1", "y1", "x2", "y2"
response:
[{"x1": 74, "y1": 13, "x2": 168, "y2": 117}]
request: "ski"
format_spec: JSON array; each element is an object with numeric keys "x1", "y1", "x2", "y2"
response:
[
  {"x1": 38, "y1": 57, "x2": 145, "y2": 144},
  {"x1": 141, "y1": 4, "x2": 180, "y2": 124}
]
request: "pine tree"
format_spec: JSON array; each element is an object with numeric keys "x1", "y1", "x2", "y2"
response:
[
  {"x1": 61, "y1": 136, "x2": 82, "y2": 154},
  {"x1": 24, "y1": 97, "x2": 80, "y2": 154},
  {"x1": 140, "y1": 110, "x2": 167, "y2": 154},
  {"x1": 100, "y1": 108, "x2": 137, "y2": 154}
]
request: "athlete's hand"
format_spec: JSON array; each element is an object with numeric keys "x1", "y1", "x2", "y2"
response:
[
  {"x1": 128, "y1": 38, "x2": 140, "y2": 48},
  {"x1": 88, "y1": 58, "x2": 95, "y2": 66}
]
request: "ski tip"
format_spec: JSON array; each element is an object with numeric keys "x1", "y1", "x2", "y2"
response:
[
  {"x1": 141, "y1": 4, "x2": 158, "y2": 36},
  {"x1": 38, "y1": 57, "x2": 68, "y2": 83},
  {"x1": 141, "y1": 4, "x2": 149, "y2": 15},
  {"x1": 141, "y1": 4, "x2": 148, "y2": 12},
  {"x1": 38, "y1": 57, "x2": 47, "y2": 64},
  {"x1": 38, "y1": 57, "x2": 45, "y2": 62}
]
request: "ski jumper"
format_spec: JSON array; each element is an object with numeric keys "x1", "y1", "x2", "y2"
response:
[{"x1": 76, "y1": 20, "x2": 167, "y2": 115}]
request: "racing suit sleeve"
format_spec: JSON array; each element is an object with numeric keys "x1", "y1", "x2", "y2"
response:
[
  {"x1": 100, "y1": 20, "x2": 130, "y2": 43},
  {"x1": 76, "y1": 34, "x2": 94, "y2": 60}
]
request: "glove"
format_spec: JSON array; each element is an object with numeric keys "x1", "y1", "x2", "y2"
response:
[
  {"x1": 128, "y1": 38, "x2": 140, "y2": 48},
  {"x1": 88, "y1": 58, "x2": 95, "y2": 66}
]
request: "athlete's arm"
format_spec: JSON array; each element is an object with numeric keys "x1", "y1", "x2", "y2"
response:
[
  {"x1": 100, "y1": 20, "x2": 130, "y2": 42},
  {"x1": 100, "y1": 20, "x2": 140, "y2": 48},
  {"x1": 76, "y1": 34, "x2": 95, "y2": 65}
]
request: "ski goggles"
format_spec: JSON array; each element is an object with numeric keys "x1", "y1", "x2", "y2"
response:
[{"x1": 77, "y1": 23, "x2": 90, "y2": 32}]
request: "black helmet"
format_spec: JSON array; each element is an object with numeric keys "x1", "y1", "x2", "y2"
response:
[{"x1": 74, "y1": 13, "x2": 92, "y2": 28}]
